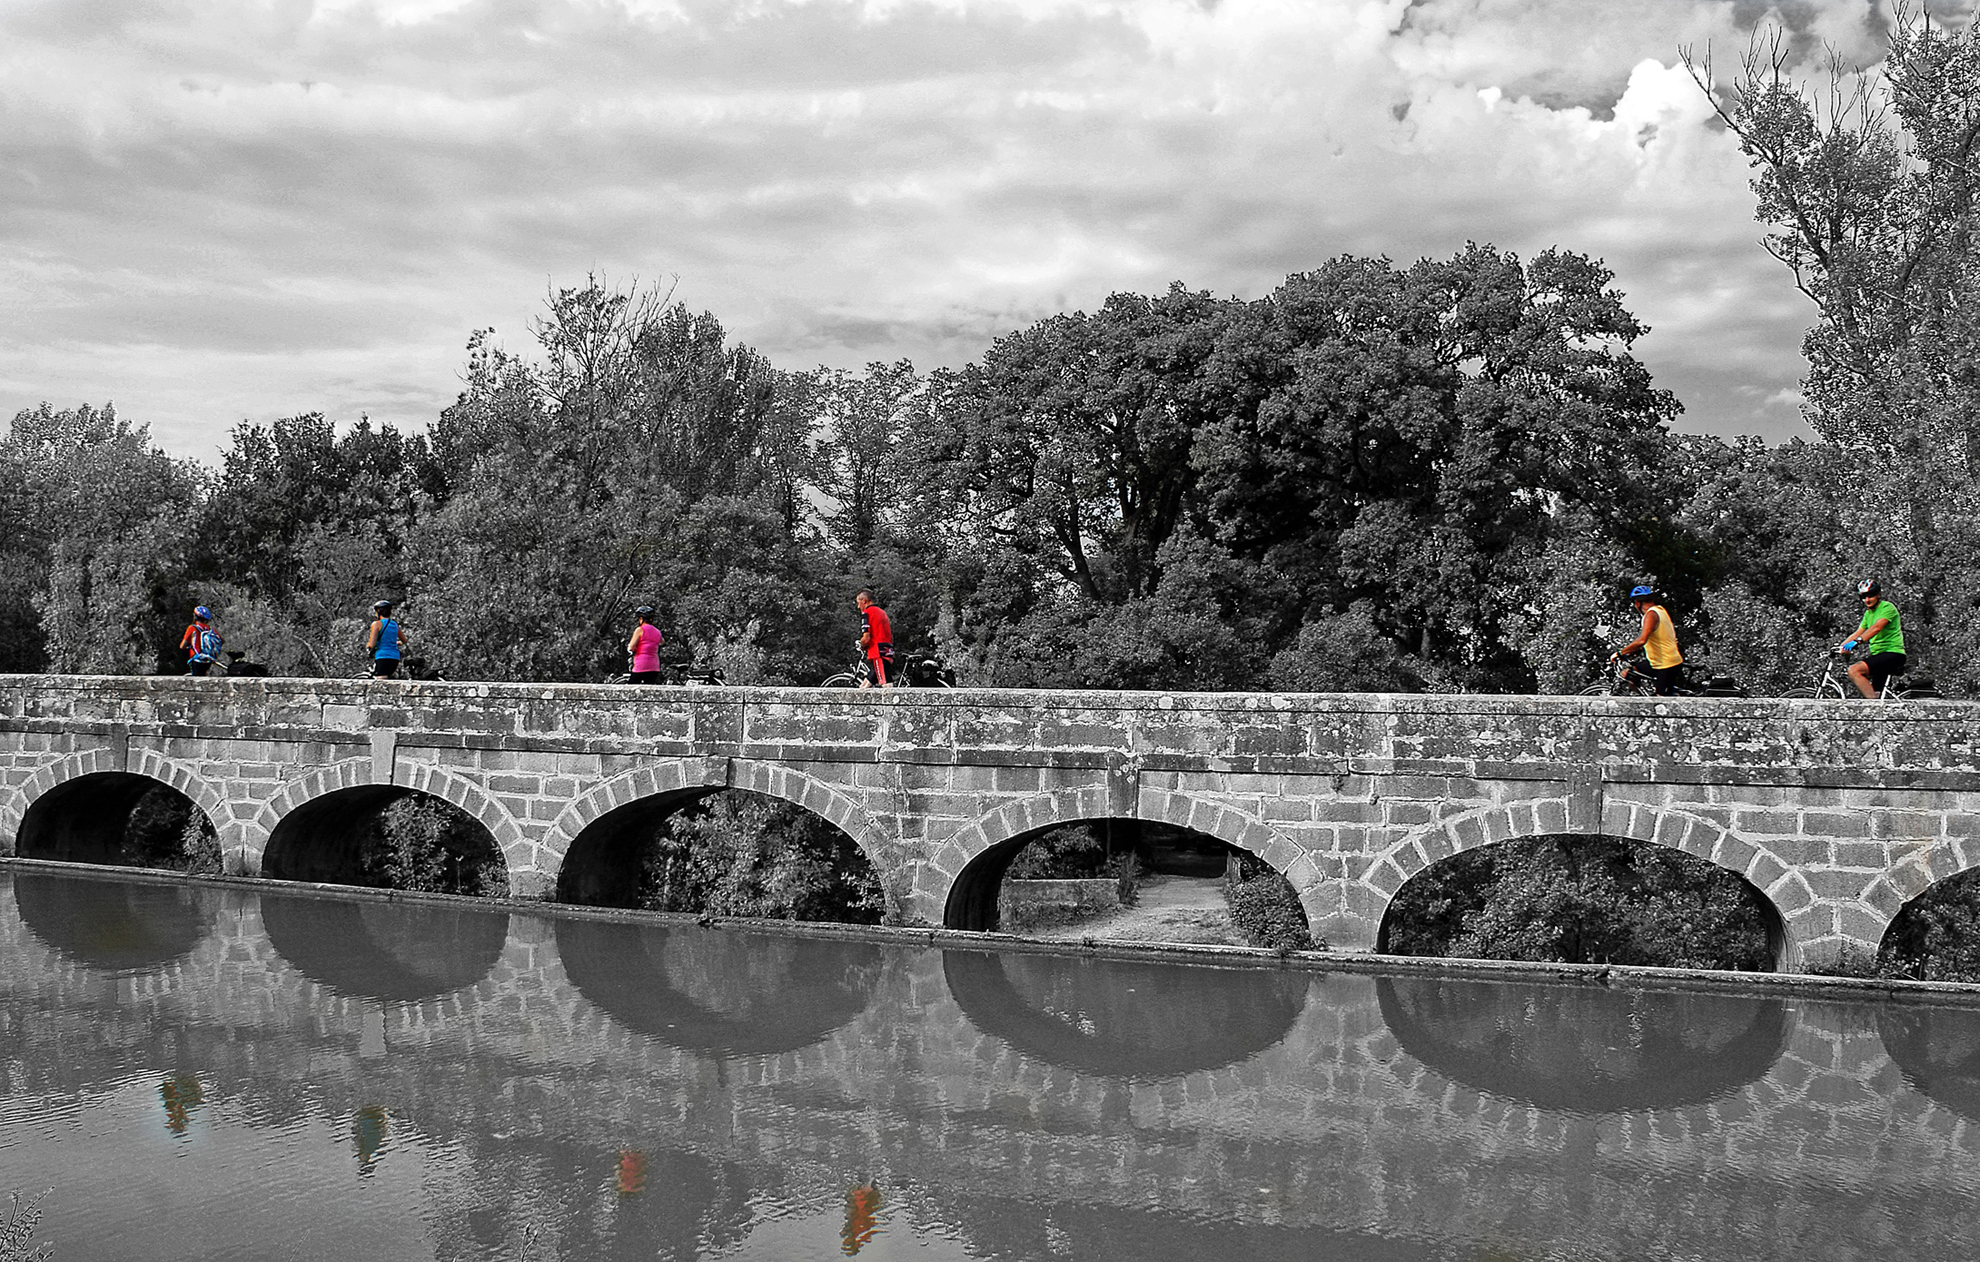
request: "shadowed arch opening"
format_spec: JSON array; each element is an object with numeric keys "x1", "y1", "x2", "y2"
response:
[
  {"x1": 258, "y1": 889, "x2": 510, "y2": 1003},
  {"x1": 1377, "y1": 832, "x2": 1786, "y2": 971},
  {"x1": 1378, "y1": 975, "x2": 1791, "y2": 1112},
  {"x1": 556, "y1": 788, "x2": 882, "y2": 923},
  {"x1": 1877, "y1": 867, "x2": 1980, "y2": 983},
  {"x1": 18, "y1": 772, "x2": 220, "y2": 872},
  {"x1": 942, "y1": 948, "x2": 1308, "y2": 1078},
  {"x1": 944, "y1": 817, "x2": 1313, "y2": 950},
  {"x1": 554, "y1": 918, "x2": 883, "y2": 1055},
  {"x1": 12, "y1": 869, "x2": 214, "y2": 974},
  {"x1": 263, "y1": 787, "x2": 508, "y2": 896}
]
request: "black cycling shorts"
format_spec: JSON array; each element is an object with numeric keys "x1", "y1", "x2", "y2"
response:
[
  {"x1": 629, "y1": 670, "x2": 662, "y2": 685},
  {"x1": 1866, "y1": 652, "x2": 1906, "y2": 691},
  {"x1": 372, "y1": 658, "x2": 401, "y2": 679},
  {"x1": 1646, "y1": 664, "x2": 1685, "y2": 696},
  {"x1": 187, "y1": 660, "x2": 211, "y2": 677}
]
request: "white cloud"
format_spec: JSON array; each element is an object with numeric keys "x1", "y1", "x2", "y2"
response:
[{"x1": 0, "y1": 0, "x2": 1881, "y2": 452}]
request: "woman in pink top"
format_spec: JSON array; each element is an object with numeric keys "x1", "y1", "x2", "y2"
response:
[{"x1": 626, "y1": 606, "x2": 665, "y2": 684}]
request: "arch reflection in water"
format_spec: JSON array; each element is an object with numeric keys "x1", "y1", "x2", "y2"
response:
[
  {"x1": 12, "y1": 870, "x2": 212, "y2": 974},
  {"x1": 555, "y1": 918, "x2": 883, "y2": 1056},
  {"x1": 1378, "y1": 975, "x2": 1790, "y2": 1113},
  {"x1": 259, "y1": 892, "x2": 509, "y2": 1003},
  {"x1": 942, "y1": 949, "x2": 1307, "y2": 1079},
  {"x1": 1880, "y1": 1003, "x2": 1980, "y2": 1122}
]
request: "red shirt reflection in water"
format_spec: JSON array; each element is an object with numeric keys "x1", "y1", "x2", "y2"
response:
[
  {"x1": 841, "y1": 1181, "x2": 882, "y2": 1255},
  {"x1": 616, "y1": 1150, "x2": 647, "y2": 1196}
]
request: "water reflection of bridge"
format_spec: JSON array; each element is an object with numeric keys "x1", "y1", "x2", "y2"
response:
[{"x1": 4, "y1": 870, "x2": 1979, "y2": 1260}]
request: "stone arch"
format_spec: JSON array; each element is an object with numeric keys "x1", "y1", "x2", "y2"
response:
[
  {"x1": 934, "y1": 786, "x2": 1303, "y2": 931},
  {"x1": 1871, "y1": 849, "x2": 1980, "y2": 980},
  {"x1": 250, "y1": 759, "x2": 524, "y2": 884},
  {"x1": 1366, "y1": 797, "x2": 1810, "y2": 969},
  {"x1": 536, "y1": 758, "x2": 896, "y2": 907},
  {"x1": 6, "y1": 748, "x2": 230, "y2": 864}
]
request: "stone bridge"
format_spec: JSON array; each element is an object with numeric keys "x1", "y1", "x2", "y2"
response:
[
  {"x1": 6, "y1": 675, "x2": 1980, "y2": 966},
  {"x1": 2, "y1": 870, "x2": 1978, "y2": 1260}
]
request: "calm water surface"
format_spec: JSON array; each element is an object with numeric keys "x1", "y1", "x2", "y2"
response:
[{"x1": 2, "y1": 867, "x2": 1977, "y2": 1260}]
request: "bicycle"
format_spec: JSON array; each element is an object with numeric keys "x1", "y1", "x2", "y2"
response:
[
  {"x1": 351, "y1": 656, "x2": 444, "y2": 681},
  {"x1": 1578, "y1": 652, "x2": 1747, "y2": 698},
  {"x1": 606, "y1": 653, "x2": 725, "y2": 687},
  {"x1": 822, "y1": 641, "x2": 956, "y2": 689},
  {"x1": 1784, "y1": 650, "x2": 1940, "y2": 701},
  {"x1": 1578, "y1": 652, "x2": 1658, "y2": 697}
]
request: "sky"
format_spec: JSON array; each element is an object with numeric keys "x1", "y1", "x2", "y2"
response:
[{"x1": 0, "y1": 0, "x2": 1902, "y2": 459}]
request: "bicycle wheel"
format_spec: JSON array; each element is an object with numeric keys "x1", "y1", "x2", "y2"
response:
[
  {"x1": 821, "y1": 672, "x2": 859, "y2": 688},
  {"x1": 1576, "y1": 684, "x2": 1612, "y2": 697}
]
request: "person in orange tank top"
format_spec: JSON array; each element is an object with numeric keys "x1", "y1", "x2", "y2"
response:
[{"x1": 1610, "y1": 583, "x2": 1685, "y2": 695}]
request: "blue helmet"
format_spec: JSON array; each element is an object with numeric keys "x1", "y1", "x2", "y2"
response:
[
  {"x1": 1629, "y1": 585, "x2": 1655, "y2": 599},
  {"x1": 193, "y1": 606, "x2": 212, "y2": 620}
]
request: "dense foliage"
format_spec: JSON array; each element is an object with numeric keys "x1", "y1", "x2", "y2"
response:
[
  {"x1": 1381, "y1": 836, "x2": 1777, "y2": 971},
  {"x1": 1224, "y1": 855, "x2": 1319, "y2": 952},
  {"x1": 123, "y1": 785, "x2": 222, "y2": 875},
  {"x1": 633, "y1": 794, "x2": 884, "y2": 924},
  {"x1": 351, "y1": 797, "x2": 510, "y2": 897},
  {"x1": 1878, "y1": 869, "x2": 1980, "y2": 982}
]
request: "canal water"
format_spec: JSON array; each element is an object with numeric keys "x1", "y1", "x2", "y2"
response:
[{"x1": 1, "y1": 868, "x2": 1976, "y2": 1261}]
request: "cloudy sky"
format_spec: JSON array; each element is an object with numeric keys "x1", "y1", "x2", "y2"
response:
[{"x1": 0, "y1": 0, "x2": 1896, "y2": 458}]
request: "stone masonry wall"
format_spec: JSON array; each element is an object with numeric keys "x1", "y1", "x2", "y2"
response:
[{"x1": 7, "y1": 675, "x2": 1980, "y2": 966}]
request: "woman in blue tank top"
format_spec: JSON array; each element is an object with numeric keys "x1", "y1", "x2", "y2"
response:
[{"x1": 365, "y1": 599, "x2": 409, "y2": 679}]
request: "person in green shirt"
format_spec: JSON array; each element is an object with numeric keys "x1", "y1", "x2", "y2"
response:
[{"x1": 1840, "y1": 578, "x2": 1905, "y2": 698}]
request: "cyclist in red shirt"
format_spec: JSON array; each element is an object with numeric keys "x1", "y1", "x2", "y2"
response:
[{"x1": 855, "y1": 590, "x2": 894, "y2": 688}]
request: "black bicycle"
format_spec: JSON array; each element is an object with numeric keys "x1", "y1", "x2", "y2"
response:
[
  {"x1": 1579, "y1": 652, "x2": 1746, "y2": 698},
  {"x1": 822, "y1": 640, "x2": 956, "y2": 689},
  {"x1": 606, "y1": 652, "x2": 725, "y2": 687}
]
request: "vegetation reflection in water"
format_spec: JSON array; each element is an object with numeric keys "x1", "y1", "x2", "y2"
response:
[
  {"x1": 4, "y1": 870, "x2": 1980, "y2": 1261},
  {"x1": 11, "y1": 869, "x2": 212, "y2": 973},
  {"x1": 1375, "y1": 976, "x2": 1793, "y2": 1113}
]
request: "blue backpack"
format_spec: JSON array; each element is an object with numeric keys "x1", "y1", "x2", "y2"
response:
[{"x1": 191, "y1": 626, "x2": 222, "y2": 662}]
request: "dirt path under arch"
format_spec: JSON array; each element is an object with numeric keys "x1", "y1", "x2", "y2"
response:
[{"x1": 1026, "y1": 875, "x2": 1244, "y2": 946}]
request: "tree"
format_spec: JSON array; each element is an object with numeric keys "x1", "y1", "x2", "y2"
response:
[
  {"x1": 412, "y1": 279, "x2": 842, "y2": 684},
  {"x1": 1687, "y1": 7, "x2": 1980, "y2": 688},
  {"x1": 817, "y1": 360, "x2": 922, "y2": 553},
  {"x1": 4, "y1": 403, "x2": 204, "y2": 673},
  {"x1": 920, "y1": 285, "x2": 1269, "y2": 607},
  {"x1": 1198, "y1": 247, "x2": 1681, "y2": 692},
  {"x1": 190, "y1": 413, "x2": 432, "y2": 675},
  {"x1": 1383, "y1": 836, "x2": 1775, "y2": 970}
]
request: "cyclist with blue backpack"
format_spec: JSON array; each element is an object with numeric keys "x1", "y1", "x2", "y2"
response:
[
  {"x1": 365, "y1": 599, "x2": 409, "y2": 679},
  {"x1": 180, "y1": 606, "x2": 223, "y2": 676}
]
